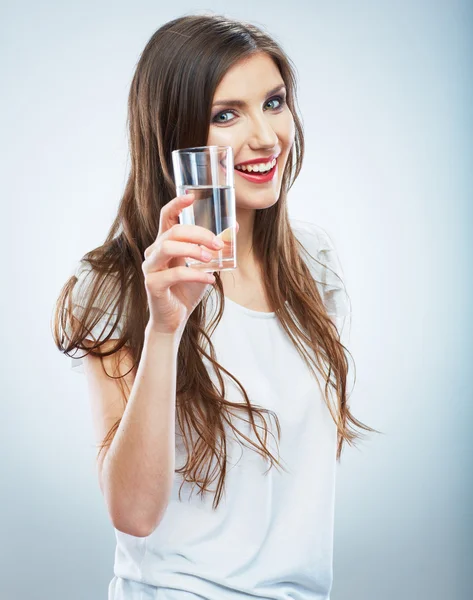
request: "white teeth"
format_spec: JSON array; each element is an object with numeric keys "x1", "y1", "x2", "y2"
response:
[{"x1": 235, "y1": 158, "x2": 277, "y2": 173}]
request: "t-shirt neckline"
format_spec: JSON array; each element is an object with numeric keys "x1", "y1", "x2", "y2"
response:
[{"x1": 223, "y1": 295, "x2": 288, "y2": 319}]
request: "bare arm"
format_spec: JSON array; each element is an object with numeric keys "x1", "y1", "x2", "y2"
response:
[
  {"x1": 85, "y1": 324, "x2": 181, "y2": 537},
  {"x1": 82, "y1": 193, "x2": 220, "y2": 538}
]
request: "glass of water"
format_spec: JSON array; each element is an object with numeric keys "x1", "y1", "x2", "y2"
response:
[{"x1": 171, "y1": 145, "x2": 237, "y2": 272}]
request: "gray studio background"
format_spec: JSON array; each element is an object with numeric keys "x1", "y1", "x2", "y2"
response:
[{"x1": 1, "y1": 1, "x2": 471, "y2": 599}]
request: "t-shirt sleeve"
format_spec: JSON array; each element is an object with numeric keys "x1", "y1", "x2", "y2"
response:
[
  {"x1": 68, "y1": 261, "x2": 125, "y2": 375},
  {"x1": 291, "y1": 218, "x2": 352, "y2": 347},
  {"x1": 316, "y1": 230, "x2": 352, "y2": 347}
]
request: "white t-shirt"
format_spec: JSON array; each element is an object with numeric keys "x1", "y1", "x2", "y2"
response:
[{"x1": 69, "y1": 218, "x2": 351, "y2": 600}]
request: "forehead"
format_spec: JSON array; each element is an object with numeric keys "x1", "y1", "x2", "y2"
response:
[{"x1": 213, "y1": 53, "x2": 284, "y2": 101}]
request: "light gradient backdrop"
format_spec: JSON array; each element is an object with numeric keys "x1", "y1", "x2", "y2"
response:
[{"x1": 1, "y1": 1, "x2": 471, "y2": 598}]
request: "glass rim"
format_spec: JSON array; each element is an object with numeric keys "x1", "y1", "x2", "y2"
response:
[{"x1": 172, "y1": 145, "x2": 232, "y2": 155}]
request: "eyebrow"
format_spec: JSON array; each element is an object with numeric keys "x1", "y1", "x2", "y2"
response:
[{"x1": 212, "y1": 84, "x2": 286, "y2": 108}]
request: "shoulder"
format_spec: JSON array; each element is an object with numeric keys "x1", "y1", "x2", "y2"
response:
[
  {"x1": 71, "y1": 260, "x2": 122, "y2": 304},
  {"x1": 68, "y1": 259, "x2": 126, "y2": 339},
  {"x1": 71, "y1": 260, "x2": 95, "y2": 304},
  {"x1": 290, "y1": 218, "x2": 334, "y2": 255},
  {"x1": 290, "y1": 217, "x2": 351, "y2": 328},
  {"x1": 290, "y1": 217, "x2": 341, "y2": 283}
]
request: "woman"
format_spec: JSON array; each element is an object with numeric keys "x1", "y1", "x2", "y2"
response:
[{"x1": 53, "y1": 12, "x2": 378, "y2": 600}]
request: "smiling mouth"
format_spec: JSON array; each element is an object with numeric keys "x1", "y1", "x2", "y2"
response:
[
  {"x1": 235, "y1": 157, "x2": 277, "y2": 173},
  {"x1": 233, "y1": 158, "x2": 278, "y2": 183},
  {"x1": 219, "y1": 156, "x2": 280, "y2": 183}
]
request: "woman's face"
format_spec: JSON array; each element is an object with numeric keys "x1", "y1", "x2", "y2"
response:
[{"x1": 207, "y1": 52, "x2": 295, "y2": 211}]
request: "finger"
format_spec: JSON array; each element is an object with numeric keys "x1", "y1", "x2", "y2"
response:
[
  {"x1": 143, "y1": 239, "x2": 215, "y2": 274},
  {"x1": 144, "y1": 193, "x2": 195, "y2": 260},
  {"x1": 146, "y1": 265, "x2": 215, "y2": 291},
  {"x1": 158, "y1": 193, "x2": 195, "y2": 236},
  {"x1": 166, "y1": 224, "x2": 223, "y2": 251}
]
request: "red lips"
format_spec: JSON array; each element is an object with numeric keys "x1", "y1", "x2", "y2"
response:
[
  {"x1": 234, "y1": 154, "x2": 279, "y2": 167},
  {"x1": 234, "y1": 159, "x2": 278, "y2": 184}
]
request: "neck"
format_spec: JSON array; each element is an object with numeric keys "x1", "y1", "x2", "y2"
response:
[{"x1": 232, "y1": 207, "x2": 258, "y2": 278}]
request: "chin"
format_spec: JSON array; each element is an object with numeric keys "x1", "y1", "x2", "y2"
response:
[{"x1": 235, "y1": 193, "x2": 280, "y2": 211}]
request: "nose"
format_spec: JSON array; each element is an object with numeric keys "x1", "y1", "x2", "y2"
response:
[{"x1": 248, "y1": 113, "x2": 279, "y2": 149}]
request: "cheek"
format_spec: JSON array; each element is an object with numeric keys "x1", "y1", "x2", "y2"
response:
[
  {"x1": 206, "y1": 127, "x2": 242, "y2": 148},
  {"x1": 278, "y1": 112, "x2": 295, "y2": 147}
]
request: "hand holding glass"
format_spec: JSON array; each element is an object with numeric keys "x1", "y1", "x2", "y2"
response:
[{"x1": 172, "y1": 146, "x2": 237, "y2": 272}]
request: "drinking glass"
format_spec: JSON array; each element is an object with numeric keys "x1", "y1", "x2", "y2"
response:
[{"x1": 171, "y1": 145, "x2": 237, "y2": 272}]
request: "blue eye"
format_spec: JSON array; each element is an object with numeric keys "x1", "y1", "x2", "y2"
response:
[
  {"x1": 211, "y1": 95, "x2": 286, "y2": 124},
  {"x1": 212, "y1": 110, "x2": 236, "y2": 124},
  {"x1": 266, "y1": 96, "x2": 284, "y2": 110}
]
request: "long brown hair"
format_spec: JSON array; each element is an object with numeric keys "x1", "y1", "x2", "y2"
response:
[{"x1": 52, "y1": 13, "x2": 380, "y2": 509}]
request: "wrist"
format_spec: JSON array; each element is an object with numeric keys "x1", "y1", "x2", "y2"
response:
[{"x1": 144, "y1": 322, "x2": 182, "y2": 347}]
